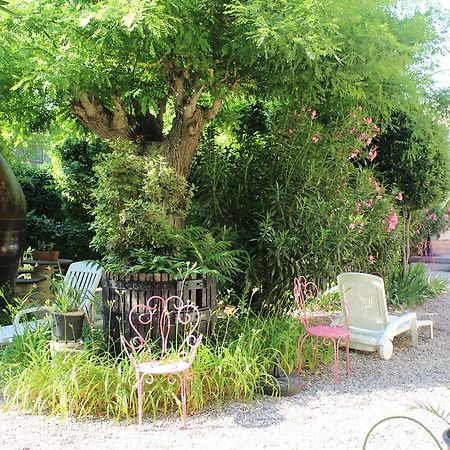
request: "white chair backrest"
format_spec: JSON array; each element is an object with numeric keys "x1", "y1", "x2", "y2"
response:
[
  {"x1": 337, "y1": 272, "x2": 389, "y2": 331},
  {"x1": 64, "y1": 261, "x2": 103, "y2": 310}
]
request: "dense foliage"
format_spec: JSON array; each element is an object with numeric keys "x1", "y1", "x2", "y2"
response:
[
  {"x1": 190, "y1": 106, "x2": 404, "y2": 302},
  {"x1": 11, "y1": 163, "x2": 97, "y2": 260}
]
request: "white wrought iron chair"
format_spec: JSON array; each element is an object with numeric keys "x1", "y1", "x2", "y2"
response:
[
  {"x1": 120, "y1": 295, "x2": 203, "y2": 429},
  {"x1": 337, "y1": 272, "x2": 433, "y2": 360},
  {"x1": 0, "y1": 260, "x2": 102, "y2": 345}
]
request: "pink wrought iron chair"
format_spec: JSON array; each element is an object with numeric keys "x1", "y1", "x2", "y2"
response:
[
  {"x1": 293, "y1": 276, "x2": 350, "y2": 383},
  {"x1": 120, "y1": 295, "x2": 203, "y2": 429}
]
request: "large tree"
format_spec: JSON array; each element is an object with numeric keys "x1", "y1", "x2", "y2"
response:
[{"x1": 0, "y1": 0, "x2": 446, "y2": 178}]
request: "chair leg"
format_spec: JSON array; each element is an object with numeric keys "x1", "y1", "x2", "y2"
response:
[
  {"x1": 410, "y1": 318, "x2": 418, "y2": 347},
  {"x1": 333, "y1": 339, "x2": 340, "y2": 384},
  {"x1": 345, "y1": 337, "x2": 350, "y2": 378},
  {"x1": 297, "y1": 335, "x2": 306, "y2": 375},
  {"x1": 137, "y1": 376, "x2": 144, "y2": 428},
  {"x1": 180, "y1": 375, "x2": 188, "y2": 429}
]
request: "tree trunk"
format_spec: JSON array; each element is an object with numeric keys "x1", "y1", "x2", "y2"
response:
[
  {"x1": 160, "y1": 110, "x2": 204, "y2": 178},
  {"x1": 402, "y1": 208, "x2": 411, "y2": 274}
]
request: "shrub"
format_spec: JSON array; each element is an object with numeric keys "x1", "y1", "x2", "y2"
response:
[
  {"x1": 386, "y1": 263, "x2": 447, "y2": 308},
  {"x1": 191, "y1": 105, "x2": 403, "y2": 305}
]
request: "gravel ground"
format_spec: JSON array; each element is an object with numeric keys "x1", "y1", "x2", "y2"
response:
[{"x1": 0, "y1": 267, "x2": 449, "y2": 450}]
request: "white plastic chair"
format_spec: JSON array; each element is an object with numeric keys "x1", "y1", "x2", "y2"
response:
[
  {"x1": 64, "y1": 260, "x2": 103, "y2": 321},
  {"x1": 0, "y1": 261, "x2": 102, "y2": 345},
  {"x1": 337, "y1": 272, "x2": 433, "y2": 360}
]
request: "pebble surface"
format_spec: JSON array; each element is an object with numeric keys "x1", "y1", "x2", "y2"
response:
[{"x1": 0, "y1": 267, "x2": 449, "y2": 450}]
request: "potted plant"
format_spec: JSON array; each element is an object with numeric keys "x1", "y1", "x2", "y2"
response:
[
  {"x1": 50, "y1": 281, "x2": 85, "y2": 342},
  {"x1": 32, "y1": 241, "x2": 60, "y2": 261}
]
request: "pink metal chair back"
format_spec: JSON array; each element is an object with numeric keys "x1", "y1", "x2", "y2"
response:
[
  {"x1": 293, "y1": 276, "x2": 350, "y2": 383},
  {"x1": 120, "y1": 295, "x2": 203, "y2": 429}
]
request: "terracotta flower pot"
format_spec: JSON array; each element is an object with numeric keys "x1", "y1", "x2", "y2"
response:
[{"x1": 32, "y1": 250, "x2": 60, "y2": 261}]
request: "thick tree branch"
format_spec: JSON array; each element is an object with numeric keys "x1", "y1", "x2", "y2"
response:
[
  {"x1": 157, "y1": 96, "x2": 168, "y2": 130},
  {"x1": 204, "y1": 97, "x2": 223, "y2": 121},
  {"x1": 172, "y1": 76, "x2": 185, "y2": 108},
  {"x1": 184, "y1": 84, "x2": 205, "y2": 119},
  {"x1": 111, "y1": 95, "x2": 130, "y2": 135}
]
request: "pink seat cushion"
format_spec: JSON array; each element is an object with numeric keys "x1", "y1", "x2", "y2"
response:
[
  {"x1": 308, "y1": 325, "x2": 350, "y2": 338},
  {"x1": 137, "y1": 359, "x2": 190, "y2": 375}
]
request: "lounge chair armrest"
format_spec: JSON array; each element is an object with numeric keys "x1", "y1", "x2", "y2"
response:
[
  {"x1": 13, "y1": 306, "x2": 53, "y2": 330},
  {"x1": 378, "y1": 312, "x2": 417, "y2": 346}
]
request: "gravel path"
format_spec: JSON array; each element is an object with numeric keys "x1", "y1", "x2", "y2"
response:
[{"x1": 0, "y1": 267, "x2": 449, "y2": 450}]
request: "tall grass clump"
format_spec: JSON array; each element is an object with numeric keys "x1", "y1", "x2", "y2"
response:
[
  {"x1": 0, "y1": 312, "x2": 331, "y2": 420},
  {"x1": 387, "y1": 263, "x2": 448, "y2": 308}
]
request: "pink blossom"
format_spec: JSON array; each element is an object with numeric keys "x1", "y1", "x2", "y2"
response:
[
  {"x1": 395, "y1": 193, "x2": 403, "y2": 201},
  {"x1": 355, "y1": 202, "x2": 361, "y2": 211},
  {"x1": 365, "y1": 117, "x2": 373, "y2": 124},
  {"x1": 301, "y1": 106, "x2": 306, "y2": 112},
  {"x1": 349, "y1": 127, "x2": 356, "y2": 134},
  {"x1": 312, "y1": 133, "x2": 320, "y2": 143},
  {"x1": 359, "y1": 132, "x2": 368, "y2": 142},
  {"x1": 350, "y1": 149, "x2": 360, "y2": 159},
  {"x1": 387, "y1": 213, "x2": 399, "y2": 232},
  {"x1": 368, "y1": 255, "x2": 375, "y2": 263},
  {"x1": 447, "y1": 207, "x2": 450, "y2": 212},
  {"x1": 368, "y1": 150, "x2": 378, "y2": 161},
  {"x1": 367, "y1": 137, "x2": 373, "y2": 145},
  {"x1": 357, "y1": 105, "x2": 363, "y2": 111},
  {"x1": 311, "y1": 110, "x2": 317, "y2": 119},
  {"x1": 445, "y1": 214, "x2": 449, "y2": 221},
  {"x1": 288, "y1": 128, "x2": 294, "y2": 135},
  {"x1": 365, "y1": 199, "x2": 373, "y2": 208},
  {"x1": 431, "y1": 214, "x2": 438, "y2": 222},
  {"x1": 373, "y1": 124, "x2": 380, "y2": 132},
  {"x1": 349, "y1": 223, "x2": 356, "y2": 230},
  {"x1": 377, "y1": 193, "x2": 383, "y2": 200}
]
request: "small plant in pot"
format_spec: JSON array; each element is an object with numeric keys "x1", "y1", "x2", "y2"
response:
[
  {"x1": 50, "y1": 282, "x2": 85, "y2": 342},
  {"x1": 32, "y1": 241, "x2": 60, "y2": 261}
]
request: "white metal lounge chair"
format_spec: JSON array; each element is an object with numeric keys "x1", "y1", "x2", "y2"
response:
[
  {"x1": 0, "y1": 260, "x2": 103, "y2": 345},
  {"x1": 337, "y1": 272, "x2": 433, "y2": 360}
]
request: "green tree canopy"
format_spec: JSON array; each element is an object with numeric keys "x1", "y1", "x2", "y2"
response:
[{"x1": 1, "y1": 0, "x2": 447, "y2": 177}]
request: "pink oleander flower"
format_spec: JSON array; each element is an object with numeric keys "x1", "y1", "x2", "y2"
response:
[
  {"x1": 355, "y1": 202, "x2": 361, "y2": 211},
  {"x1": 368, "y1": 150, "x2": 378, "y2": 161},
  {"x1": 387, "y1": 213, "x2": 398, "y2": 232},
  {"x1": 369, "y1": 255, "x2": 375, "y2": 263},
  {"x1": 367, "y1": 137, "x2": 373, "y2": 146},
  {"x1": 431, "y1": 213, "x2": 438, "y2": 222},
  {"x1": 445, "y1": 214, "x2": 449, "y2": 221},
  {"x1": 359, "y1": 132, "x2": 368, "y2": 142},
  {"x1": 288, "y1": 128, "x2": 294, "y2": 134},
  {"x1": 349, "y1": 223, "x2": 356, "y2": 230},
  {"x1": 373, "y1": 124, "x2": 380, "y2": 132},
  {"x1": 377, "y1": 193, "x2": 383, "y2": 200},
  {"x1": 312, "y1": 133, "x2": 320, "y2": 143},
  {"x1": 365, "y1": 117, "x2": 373, "y2": 124},
  {"x1": 357, "y1": 105, "x2": 363, "y2": 111},
  {"x1": 311, "y1": 110, "x2": 317, "y2": 119},
  {"x1": 395, "y1": 193, "x2": 403, "y2": 201},
  {"x1": 349, "y1": 127, "x2": 356, "y2": 133},
  {"x1": 365, "y1": 199, "x2": 373, "y2": 208},
  {"x1": 301, "y1": 106, "x2": 306, "y2": 112},
  {"x1": 350, "y1": 148, "x2": 361, "y2": 159}
]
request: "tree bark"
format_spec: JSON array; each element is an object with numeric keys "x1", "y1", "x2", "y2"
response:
[{"x1": 402, "y1": 208, "x2": 411, "y2": 274}]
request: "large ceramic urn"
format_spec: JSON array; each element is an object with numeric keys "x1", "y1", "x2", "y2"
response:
[{"x1": 0, "y1": 153, "x2": 26, "y2": 283}]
